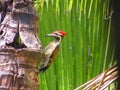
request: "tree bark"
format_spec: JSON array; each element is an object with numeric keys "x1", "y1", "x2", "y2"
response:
[{"x1": 0, "y1": 0, "x2": 43, "y2": 90}]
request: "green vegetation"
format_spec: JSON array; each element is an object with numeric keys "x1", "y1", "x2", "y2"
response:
[{"x1": 35, "y1": 0, "x2": 115, "y2": 90}]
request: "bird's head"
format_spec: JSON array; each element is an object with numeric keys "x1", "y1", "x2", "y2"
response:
[{"x1": 46, "y1": 30, "x2": 66, "y2": 39}]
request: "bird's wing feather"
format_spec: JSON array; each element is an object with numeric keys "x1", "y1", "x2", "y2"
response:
[
  {"x1": 40, "y1": 44, "x2": 59, "y2": 72},
  {"x1": 48, "y1": 45, "x2": 59, "y2": 65}
]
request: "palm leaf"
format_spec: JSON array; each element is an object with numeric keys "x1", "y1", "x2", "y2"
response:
[
  {"x1": 75, "y1": 64, "x2": 118, "y2": 90},
  {"x1": 34, "y1": 0, "x2": 115, "y2": 90}
]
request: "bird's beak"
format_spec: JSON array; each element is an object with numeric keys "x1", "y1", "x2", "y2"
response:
[{"x1": 45, "y1": 34, "x2": 56, "y2": 37}]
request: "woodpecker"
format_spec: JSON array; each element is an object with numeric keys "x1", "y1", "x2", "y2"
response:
[{"x1": 39, "y1": 30, "x2": 66, "y2": 72}]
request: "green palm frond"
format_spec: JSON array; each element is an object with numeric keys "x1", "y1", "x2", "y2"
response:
[{"x1": 34, "y1": 0, "x2": 115, "y2": 90}]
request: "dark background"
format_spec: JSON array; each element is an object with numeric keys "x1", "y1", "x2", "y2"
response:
[{"x1": 113, "y1": 0, "x2": 120, "y2": 89}]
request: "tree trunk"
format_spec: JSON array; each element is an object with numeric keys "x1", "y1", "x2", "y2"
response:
[{"x1": 0, "y1": 0, "x2": 43, "y2": 89}]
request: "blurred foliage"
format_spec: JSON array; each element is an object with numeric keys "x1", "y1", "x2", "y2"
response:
[{"x1": 34, "y1": 0, "x2": 115, "y2": 90}]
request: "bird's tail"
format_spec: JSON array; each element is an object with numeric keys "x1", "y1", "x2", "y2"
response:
[
  {"x1": 39, "y1": 53, "x2": 49, "y2": 73},
  {"x1": 39, "y1": 65, "x2": 49, "y2": 72}
]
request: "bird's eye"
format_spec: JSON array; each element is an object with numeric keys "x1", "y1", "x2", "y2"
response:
[
  {"x1": 54, "y1": 33, "x2": 59, "y2": 35},
  {"x1": 54, "y1": 32, "x2": 63, "y2": 36}
]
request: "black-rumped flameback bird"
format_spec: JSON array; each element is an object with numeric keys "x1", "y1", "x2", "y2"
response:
[{"x1": 39, "y1": 30, "x2": 66, "y2": 72}]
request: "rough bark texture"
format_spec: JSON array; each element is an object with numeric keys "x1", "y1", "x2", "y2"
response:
[
  {"x1": 0, "y1": 48, "x2": 43, "y2": 90},
  {"x1": 0, "y1": 0, "x2": 43, "y2": 90}
]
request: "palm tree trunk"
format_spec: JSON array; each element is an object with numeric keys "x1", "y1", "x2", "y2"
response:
[
  {"x1": 0, "y1": 0, "x2": 43, "y2": 89},
  {"x1": 0, "y1": 48, "x2": 43, "y2": 90}
]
